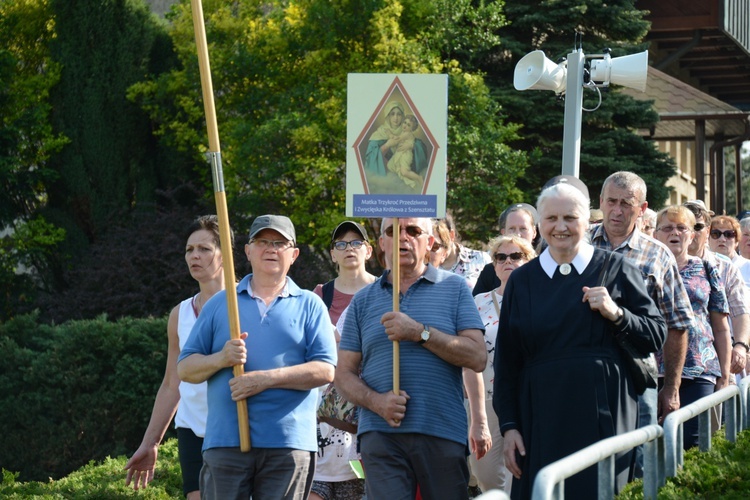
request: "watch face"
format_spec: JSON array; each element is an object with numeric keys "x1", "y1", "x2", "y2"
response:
[{"x1": 421, "y1": 330, "x2": 430, "y2": 341}]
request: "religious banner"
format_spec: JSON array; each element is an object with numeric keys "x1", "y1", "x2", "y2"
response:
[{"x1": 346, "y1": 74, "x2": 448, "y2": 219}]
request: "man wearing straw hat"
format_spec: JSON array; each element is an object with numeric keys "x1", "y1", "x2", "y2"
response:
[
  {"x1": 178, "y1": 214, "x2": 337, "y2": 499},
  {"x1": 336, "y1": 216, "x2": 486, "y2": 500}
]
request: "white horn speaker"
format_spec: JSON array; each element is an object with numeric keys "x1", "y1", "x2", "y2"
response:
[
  {"x1": 589, "y1": 50, "x2": 648, "y2": 92},
  {"x1": 513, "y1": 50, "x2": 567, "y2": 93}
]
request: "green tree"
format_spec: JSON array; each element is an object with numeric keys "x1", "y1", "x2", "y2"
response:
[
  {"x1": 129, "y1": 0, "x2": 527, "y2": 250},
  {"x1": 483, "y1": 0, "x2": 677, "y2": 207},
  {"x1": 43, "y1": 0, "x2": 189, "y2": 288},
  {"x1": 0, "y1": 0, "x2": 69, "y2": 312}
]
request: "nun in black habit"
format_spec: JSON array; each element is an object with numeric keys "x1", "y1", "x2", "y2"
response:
[{"x1": 493, "y1": 182, "x2": 666, "y2": 500}]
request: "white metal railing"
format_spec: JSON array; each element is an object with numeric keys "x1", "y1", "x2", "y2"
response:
[
  {"x1": 662, "y1": 384, "x2": 740, "y2": 476},
  {"x1": 740, "y1": 376, "x2": 750, "y2": 429},
  {"x1": 531, "y1": 425, "x2": 664, "y2": 500},
  {"x1": 529, "y1": 381, "x2": 750, "y2": 499}
]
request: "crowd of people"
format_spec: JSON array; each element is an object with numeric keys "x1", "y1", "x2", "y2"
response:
[{"x1": 123, "y1": 171, "x2": 750, "y2": 500}]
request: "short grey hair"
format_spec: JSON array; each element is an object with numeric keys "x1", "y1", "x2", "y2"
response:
[
  {"x1": 601, "y1": 171, "x2": 647, "y2": 204},
  {"x1": 642, "y1": 207, "x2": 657, "y2": 226},
  {"x1": 537, "y1": 183, "x2": 591, "y2": 221},
  {"x1": 740, "y1": 217, "x2": 750, "y2": 232}
]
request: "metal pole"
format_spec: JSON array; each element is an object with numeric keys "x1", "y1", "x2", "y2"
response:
[{"x1": 562, "y1": 49, "x2": 585, "y2": 177}]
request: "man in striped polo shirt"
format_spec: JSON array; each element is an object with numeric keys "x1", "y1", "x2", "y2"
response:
[{"x1": 336, "y1": 217, "x2": 486, "y2": 500}]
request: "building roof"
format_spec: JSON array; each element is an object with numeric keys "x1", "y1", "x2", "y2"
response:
[{"x1": 620, "y1": 66, "x2": 749, "y2": 141}]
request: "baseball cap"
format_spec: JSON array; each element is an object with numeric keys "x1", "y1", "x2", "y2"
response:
[
  {"x1": 248, "y1": 215, "x2": 296, "y2": 243},
  {"x1": 683, "y1": 200, "x2": 714, "y2": 217},
  {"x1": 331, "y1": 221, "x2": 369, "y2": 247},
  {"x1": 542, "y1": 175, "x2": 590, "y2": 200}
]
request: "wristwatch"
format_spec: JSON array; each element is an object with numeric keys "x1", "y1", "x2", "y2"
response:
[
  {"x1": 732, "y1": 340, "x2": 750, "y2": 353},
  {"x1": 419, "y1": 324, "x2": 431, "y2": 344}
]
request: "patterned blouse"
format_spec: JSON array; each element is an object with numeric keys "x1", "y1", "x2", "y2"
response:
[
  {"x1": 444, "y1": 244, "x2": 492, "y2": 289},
  {"x1": 473, "y1": 289, "x2": 501, "y2": 400},
  {"x1": 656, "y1": 256, "x2": 728, "y2": 380}
]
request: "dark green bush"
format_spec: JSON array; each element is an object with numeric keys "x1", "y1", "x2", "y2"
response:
[{"x1": 0, "y1": 313, "x2": 171, "y2": 482}]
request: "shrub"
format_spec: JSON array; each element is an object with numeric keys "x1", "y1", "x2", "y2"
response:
[
  {"x1": 618, "y1": 428, "x2": 750, "y2": 499},
  {"x1": 0, "y1": 438, "x2": 182, "y2": 498},
  {"x1": 0, "y1": 313, "x2": 170, "y2": 481}
]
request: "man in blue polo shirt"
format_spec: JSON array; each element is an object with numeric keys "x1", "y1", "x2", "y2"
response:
[
  {"x1": 336, "y1": 217, "x2": 486, "y2": 500},
  {"x1": 178, "y1": 214, "x2": 337, "y2": 499}
]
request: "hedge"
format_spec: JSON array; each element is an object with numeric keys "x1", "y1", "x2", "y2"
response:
[{"x1": 0, "y1": 313, "x2": 170, "y2": 482}]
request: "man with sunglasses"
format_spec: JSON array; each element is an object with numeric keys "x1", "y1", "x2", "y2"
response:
[
  {"x1": 336, "y1": 217, "x2": 486, "y2": 500},
  {"x1": 590, "y1": 171, "x2": 693, "y2": 477},
  {"x1": 684, "y1": 203, "x2": 750, "y2": 386},
  {"x1": 178, "y1": 214, "x2": 337, "y2": 499}
]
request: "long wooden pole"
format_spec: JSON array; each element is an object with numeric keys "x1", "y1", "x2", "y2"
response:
[
  {"x1": 392, "y1": 218, "x2": 400, "y2": 394},
  {"x1": 190, "y1": 0, "x2": 251, "y2": 452}
]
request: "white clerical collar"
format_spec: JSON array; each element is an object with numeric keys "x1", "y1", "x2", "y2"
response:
[{"x1": 539, "y1": 243, "x2": 594, "y2": 278}]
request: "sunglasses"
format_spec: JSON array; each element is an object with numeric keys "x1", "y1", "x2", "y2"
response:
[
  {"x1": 383, "y1": 225, "x2": 425, "y2": 238},
  {"x1": 494, "y1": 252, "x2": 525, "y2": 263},
  {"x1": 710, "y1": 229, "x2": 737, "y2": 239},
  {"x1": 332, "y1": 240, "x2": 365, "y2": 251},
  {"x1": 693, "y1": 223, "x2": 706, "y2": 232},
  {"x1": 430, "y1": 242, "x2": 447, "y2": 252}
]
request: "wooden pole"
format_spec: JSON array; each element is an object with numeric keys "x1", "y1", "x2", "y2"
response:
[
  {"x1": 190, "y1": 0, "x2": 251, "y2": 452},
  {"x1": 392, "y1": 218, "x2": 400, "y2": 395}
]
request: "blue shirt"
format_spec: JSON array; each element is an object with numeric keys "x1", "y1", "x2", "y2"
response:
[
  {"x1": 340, "y1": 265, "x2": 484, "y2": 445},
  {"x1": 179, "y1": 274, "x2": 337, "y2": 452}
]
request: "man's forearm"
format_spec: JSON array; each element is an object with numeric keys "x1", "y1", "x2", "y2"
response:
[
  {"x1": 335, "y1": 367, "x2": 380, "y2": 413},
  {"x1": 422, "y1": 327, "x2": 487, "y2": 372},
  {"x1": 732, "y1": 314, "x2": 750, "y2": 344}
]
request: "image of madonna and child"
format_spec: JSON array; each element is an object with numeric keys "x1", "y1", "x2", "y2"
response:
[{"x1": 365, "y1": 101, "x2": 428, "y2": 191}]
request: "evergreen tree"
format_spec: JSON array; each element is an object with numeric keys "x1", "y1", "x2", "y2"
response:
[
  {"x1": 44, "y1": 0, "x2": 186, "y2": 288},
  {"x1": 482, "y1": 0, "x2": 676, "y2": 206}
]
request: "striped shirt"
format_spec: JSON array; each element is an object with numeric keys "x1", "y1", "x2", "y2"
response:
[
  {"x1": 590, "y1": 224, "x2": 693, "y2": 331},
  {"x1": 340, "y1": 264, "x2": 484, "y2": 445}
]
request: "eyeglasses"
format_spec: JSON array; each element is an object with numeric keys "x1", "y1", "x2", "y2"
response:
[
  {"x1": 494, "y1": 252, "x2": 525, "y2": 263},
  {"x1": 383, "y1": 225, "x2": 425, "y2": 238},
  {"x1": 250, "y1": 238, "x2": 293, "y2": 250},
  {"x1": 332, "y1": 240, "x2": 365, "y2": 251},
  {"x1": 430, "y1": 242, "x2": 447, "y2": 252},
  {"x1": 710, "y1": 229, "x2": 737, "y2": 240},
  {"x1": 693, "y1": 223, "x2": 706, "y2": 232},
  {"x1": 657, "y1": 225, "x2": 692, "y2": 234}
]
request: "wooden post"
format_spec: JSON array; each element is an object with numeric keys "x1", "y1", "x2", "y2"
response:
[
  {"x1": 392, "y1": 218, "x2": 400, "y2": 395},
  {"x1": 190, "y1": 0, "x2": 251, "y2": 452}
]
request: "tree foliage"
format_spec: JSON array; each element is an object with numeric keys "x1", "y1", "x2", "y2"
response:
[
  {"x1": 0, "y1": 0, "x2": 69, "y2": 311},
  {"x1": 0, "y1": 0, "x2": 66, "y2": 225},
  {"x1": 482, "y1": 0, "x2": 677, "y2": 207},
  {"x1": 42, "y1": 0, "x2": 193, "y2": 289},
  {"x1": 129, "y1": 0, "x2": 528, "y2": 248}
]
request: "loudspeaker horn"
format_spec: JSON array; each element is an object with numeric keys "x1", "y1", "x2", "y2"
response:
[
  {"x1": 514, "y1": 50, "x2": 567, "y2": 93},
  {"x1": 589, "y1": 50, "x2": 648, "y2": 92}
]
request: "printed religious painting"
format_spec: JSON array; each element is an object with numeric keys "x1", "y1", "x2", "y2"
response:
[{"x1": 346, "y1": 74, "x2": 447, "y2": 219}]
